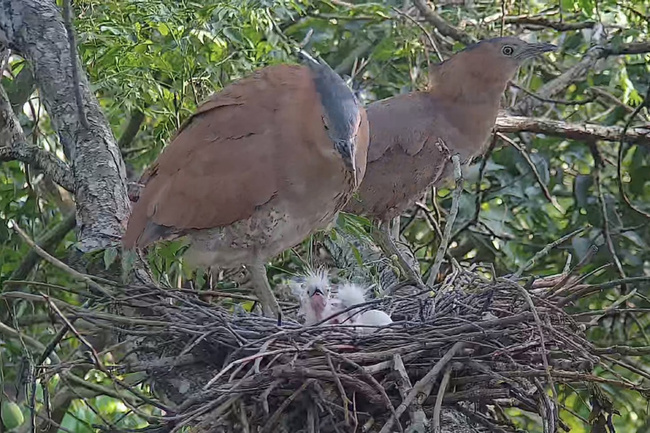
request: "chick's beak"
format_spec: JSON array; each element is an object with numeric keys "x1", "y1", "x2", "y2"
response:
[{"x1": 310, "y1": 288, "x2": 325, "y2": 298}]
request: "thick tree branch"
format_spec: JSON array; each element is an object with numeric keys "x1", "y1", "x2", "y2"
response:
[
  {"x1": 0, "y1": 84, "x2": 75, "y2": 191},
  {"x1": 0, "y1": 0, "x2": 130, "y2": 251},
  {"x1": 503, "y1": 15, "x2": 596, "y2": 31},
  {"x1": 62, "y1": 0, "x2": 88, "y2": 130},
  {"x1": 602, "y1": 41, "x2": 650, "y2": 56},
  {"x1": 496, "y1": 115, "x2": 650, "y2": 145}
]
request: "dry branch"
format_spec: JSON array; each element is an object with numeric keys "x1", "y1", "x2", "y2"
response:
[
  {"x1": 496, "y1": 115, "x2": 650, "y2": 145},
  {"x1": 502, "y1": 15, "x2": 596, "y2": 31}
]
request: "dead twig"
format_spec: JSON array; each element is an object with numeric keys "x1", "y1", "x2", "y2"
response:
[{"x1": 432, "y1": 367, "x2": 451, "y2": 433}]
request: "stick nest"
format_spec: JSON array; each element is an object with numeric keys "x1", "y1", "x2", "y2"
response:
[{"x1": 104, "y1": 267, "x2": 648, "y2": 433}]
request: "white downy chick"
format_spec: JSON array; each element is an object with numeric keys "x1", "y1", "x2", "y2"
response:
[
  {"x1": 336, "y1": 283, "x2": 392, "y2": 334},
  {"x1": 293, "y1": 269, "x2": 335, "y2": 326}
]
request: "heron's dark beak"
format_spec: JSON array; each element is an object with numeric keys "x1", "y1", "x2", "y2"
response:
[
  {"x1": 335, "y1": 139, "x2": 358, "y2": 186},
  {"x1": 521, "y1": 42, "x2": 557, "y2": 59},
  {"x1": 533, "y1": 42, "x2": 558, "y2": 53}
]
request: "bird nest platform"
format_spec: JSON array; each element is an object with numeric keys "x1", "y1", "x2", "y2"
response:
[{"x1": 107, "y1": 267, "x2": 648, "y2": 433}]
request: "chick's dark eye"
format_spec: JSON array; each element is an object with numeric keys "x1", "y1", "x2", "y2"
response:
[{"x1": 502, "y1": 46, "x2": 514, "y2": 56}]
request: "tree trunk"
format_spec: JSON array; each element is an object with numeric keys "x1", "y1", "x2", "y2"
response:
[{"x1": 0, "y1": 0, "x2": 130, "y2": 252}]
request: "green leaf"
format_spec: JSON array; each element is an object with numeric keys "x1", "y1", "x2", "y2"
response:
[
  {"x1": 1, "y1": 400, "x2": 25, "y2": 430},
  {"x1": 103, "y1": 247, "x2": 118, "y2": 269},
  {"x1": 573, "y1": 175, "x2": 593, "y2": 208},
  {"x1": 157, "y1": 23, "x2": 170, "y2": 36}
]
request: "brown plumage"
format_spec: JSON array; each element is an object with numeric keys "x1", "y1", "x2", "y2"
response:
[
  {"x1": 344, "y1": 37, "x2": 556, "y2": 285},
  {"x1": 123, "y1": 61, "x2": 369, "y2": 317}
]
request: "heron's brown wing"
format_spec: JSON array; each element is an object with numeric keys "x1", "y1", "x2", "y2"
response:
[
  {"x1": 123, "y1": 65, "x2": 314, "y2": 248},
  {"x1": 366, "y1": 93, "x2": 438, "y2": 163}
]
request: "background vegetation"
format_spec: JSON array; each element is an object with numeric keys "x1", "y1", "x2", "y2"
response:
[{"x1": 2, "y1": 0, "x2": 650, "y2": 432}]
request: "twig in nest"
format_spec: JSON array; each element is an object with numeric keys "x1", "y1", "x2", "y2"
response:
[
  {"x1": 544, "y1": 244, "x2": 598, "y2": 299},
  {"x1": 326, "y1": 353, "x2": 351, "y2": 425},
  {"x1": 9, "y1": 221, "x2": 112, "y2": 297},
  {"x1": 174, "y1": 395, "x2": 240, "y2": 433},
  {"x1": 513, "y1": 278, "x2": 558, "y2": 419},
  {"x1": 261, "y1": 380, "x2": 282, "y2": 415},
  {"x1": 62, "y1": 0, "x2": 89, "y2": 130},
  {"x1": 393, "y1": 354, "x2": 428, "y2": 430},
  {"x1": 203, "y1": 348, "x2": 297, "y2": 389},
  {"x1": 455, "y1": 404, "x2": 511, "y2": 433},
  {"x1": 307, "y1": 404, "x2": 316, "y2": 433},
  {"x1": 425, "y1": 154, "x2": 462, "y2": 287},
  {"x1": 534, "y1": 377, "x2": 559, "y2": 433},
  {"x1": 238, "y1": 400, "x2": 250, "y2": 433},
  {"x1": 431, "y1": 367, "x2": 451, "y2": 433},
  {"x1": 378, "y1": 341, "x2": 464, "y2": 433},
  {"x1": 587, "y1": 289, "x2": 637, "y2": 327},
  {"x1": 319, "y1": 346, "x2": 402, "y2": 432},
  {"x1": 260, "y1": 379, "x2": 315, "y2": 433}
]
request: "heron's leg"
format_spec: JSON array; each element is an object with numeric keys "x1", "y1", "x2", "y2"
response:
[
  {"x1": 390, "y1": 216, "x2": 401, "y2": 240},
  {"x1": 371, "y1": 221, "x2": 425, "y2": 289},
  {"x1": 247, "y1": 261, "x2": 282, "y2": 318}
]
